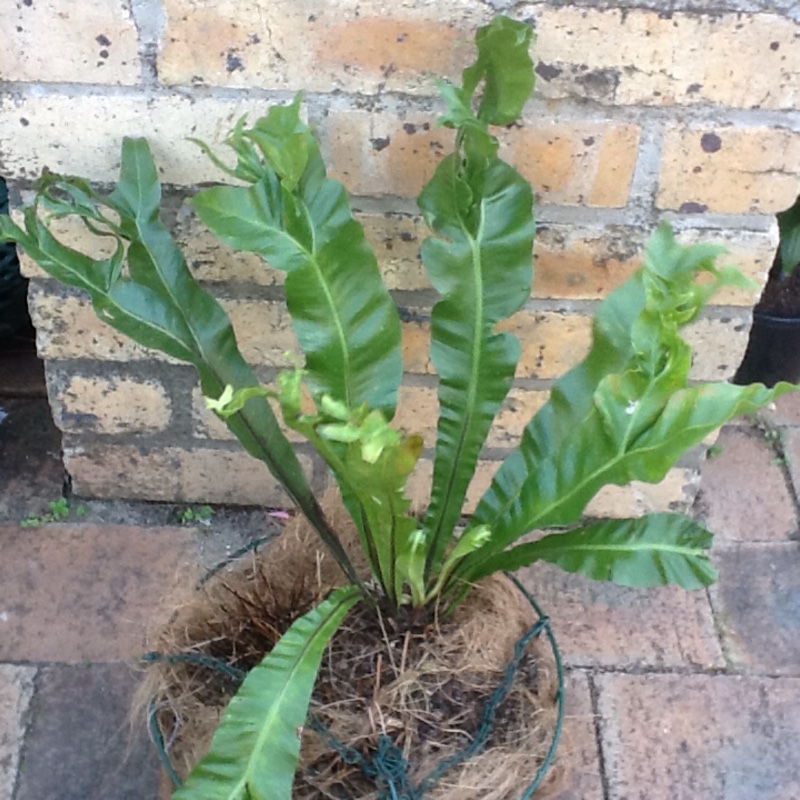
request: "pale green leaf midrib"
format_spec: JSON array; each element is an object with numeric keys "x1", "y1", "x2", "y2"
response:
[
  {"x1": 297, "y1": 198, "x2": 353, "y2": 407},
  {"x1": 532, "y1": 541, "x2": 704, "y2": 557}
]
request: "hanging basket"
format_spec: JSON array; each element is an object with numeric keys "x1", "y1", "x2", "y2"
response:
[{"x1": 143, "y1": 528, "x2": 565, "y2": 800}]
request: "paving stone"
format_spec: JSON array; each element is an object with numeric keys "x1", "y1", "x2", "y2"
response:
[
  {"x1": 518, "y1": 562, "x2": 724, "y2": 670},
  {"x1": 0, "y1": 524, "x2": 194, "y2": 662},
  {"x1": 0, "y1": 664, "x2": 36, "y2": 799},
  {"x1": 710, "y1": 543, "x2": 800, "y2": 676},
  {"x1": 595, "y1": 673, "x2": 800, "y2": 800},
  {"x1": 14, "y1": 663, "x2": 161, "y2": 800},
  {"x1": 781, "y1": 428, "x2": 800, "y2": 513},
  {"x1": 695, "y1": 425, "x2": 798, "y2": 544},
  {"x1": 536, "y1": 671, "x2": 604, "y2": 800},
  {"x1": 760, "y1": 391, "x2": 800, "y2": 427}
]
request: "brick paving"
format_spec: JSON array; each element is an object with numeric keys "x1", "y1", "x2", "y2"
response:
[{"x1": 1, "y1": 368, "x2": 800, "y2": 798}]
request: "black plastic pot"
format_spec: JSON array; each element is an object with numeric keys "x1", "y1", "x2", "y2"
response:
[{"x1": 733, "y1": 311, "x2": 800, "y2": 387}]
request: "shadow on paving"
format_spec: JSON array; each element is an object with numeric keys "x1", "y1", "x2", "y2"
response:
[{"x1": 14, "y1": 664, "x2": 161, "y2": 800}]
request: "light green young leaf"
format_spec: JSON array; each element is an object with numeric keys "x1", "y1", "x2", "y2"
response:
[
  {"x1": 276, "y1": 378, "x2": 423, "y2": 604},
  {"x1": 461, "y1": 15, "x2": 535, "y2": 126},
  {"x1": 173, "y1": 586, "x2": 359, "y2": 800},
  {"x1": 396, "y1": 529, "x2": 428, "y2": 607}
]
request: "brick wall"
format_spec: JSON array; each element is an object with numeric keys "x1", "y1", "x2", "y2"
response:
[{"x1": 1, "y1": 1, "x2": 798, "y2": 510}]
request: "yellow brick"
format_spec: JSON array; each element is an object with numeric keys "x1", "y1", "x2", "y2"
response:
[
  {"x1": 0, "y1": 1, "x2": 140, "y2": 84},
  {"x1": 534, "y1": 225, "x2": 642, "y2": 300},
  {"x1": 658, "y1": 126, "x2": 800, "y2": 215},
  {"x1": 585, "y1": 468, "x2": 699, "y2": 518},
  {"x1": 675, "y1": 227, "x2": 778, "y2": 307},
  {"x1": 404, "y1": 457, "x2": 433, "y2": 513},
  {"x1": 465, "y1": 460, "x2": 501, "y2": 513},
  {"x1": 500, "y1": 311, "x2": 593, "y2": 380},
  {"x1": 403, "y1": 458, "x2": 503, "y2": 513},
  {"x1": 55, "y1": 375, "x2": 171, "y2": 435},
  {"x1": 174, "y1": 207, "x2": 281, "y2": 286},
  {"x1": 534, "y1": 8, "x2": 799, "y2": 110},
  {"x1": 401, "y1": 313, "x2": 592, "y2": 380},
  {"x1": 178, "y1": 448, "x2": 312, "y2": 505},
  {"x1": 502, "y1": 122, "x2": 640, "y2": 208},
  {"x1": 65, "y1": 443, "x2": 310, "y2": 505},
  {"x1": 28, "y1": 289, "x2": 299, "y2": 369},
  {"x1": 29, "y1": 290, "x2": 173, "y2": 363},
  {"x1": 393, "y1": 385, "x2": 548, "y2": 450},
  {"x1": 329, "y1": 109, "x2": 454, "y2": 198},
  {"x1": 401, "y1": 457, "x2": 499, "y2": 515},
  {"x1": 533, "y1": 224, "x2": 776, "y2": 307},
  {"x1": 362, "y1": 214, "x2": 430, "y2": 291},
  {"x1": 65, "y1": 445, "x2": 182, "y2": 502},
  {"x1": 401, "y1": 321, "x2": 434, "y2": 374},
  {"x1": 159, "y1": 0, "x2": 484, "y2": 93},
  {"x1": 487, "y1": 388, "x2": 549, "y2": 448},
  {"x1": 685, "y1": 314, "x2": 755, "y2": 383},
  {"x1": 0, "y1": 94, "x2": 267, "y2": 185},
  {"x1": 222, "y1": 300, "x2": 298, "y2": 366},
  {"x1": 393, "y1": 385, "x2": 438, "y2": 447},
  {"x1": 315, "y1": 15, "x2": 468, "y2": 90},
  {"x1": 589, "y1": 126, "x2": 641, "y2": 206}
]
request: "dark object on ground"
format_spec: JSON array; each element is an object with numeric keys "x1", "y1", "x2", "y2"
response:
[
  {"x1": 734, "y1": 246, "x2": 800, "y2": 387},
  {"x1": 0, "y1": 178, "x2": 30, "y2": 345},
  {"x1": 734, "y1": 311, "x2": 800, "y2": 387}
]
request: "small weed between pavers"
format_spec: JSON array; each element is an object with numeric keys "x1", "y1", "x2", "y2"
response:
[
  {"x1": 706, "y1": 443, "x2": 724, "y2": 460},
  {"x1": 20, "y1": 497, "x2": 88, "y2": 527},
  {"x1": 179, "y1": 505, "x2": 214, "y2": 526},
  {"x1": 753, "y1": 415, "x2": 790, "y2": 466}
]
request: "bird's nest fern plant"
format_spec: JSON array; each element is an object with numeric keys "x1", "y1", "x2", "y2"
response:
[{"x1": 0, "y1": 16, "x2": 792, "y2": 800}]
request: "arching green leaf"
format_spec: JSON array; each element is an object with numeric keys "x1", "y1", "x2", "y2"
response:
[
  {"x1": 419, "y1": 24, "x2": 535, "y2": 574},
  {"x1": 469, "y1": 514, "x2": 717, "y2": 589},
  {"x1": 173, "y1": 586, "x2": 360, "y2": 800}
]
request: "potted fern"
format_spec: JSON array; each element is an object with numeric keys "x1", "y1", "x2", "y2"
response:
[
  {"x1": 735, "y1": 193, "x2": 800, "y2": 386},
  {"x1": 1, "y1": 16, "x2": 792, "y2": 800}
]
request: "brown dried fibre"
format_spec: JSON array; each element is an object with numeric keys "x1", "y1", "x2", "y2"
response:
[{"x1": 140, "y1": 496, "x2": 558, "y2": 799}]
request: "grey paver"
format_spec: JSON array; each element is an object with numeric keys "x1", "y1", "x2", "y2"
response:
[
  {"x1": 0, "y1": 665, "x2": 36, "y2": 800},
  {"x1": 0, "y1": 523, "x2": 194, "y2": 662},
  {"x1": 537, "y1": 671, "x2": 604, "y2": 800},
  {"x1": 13, "y1": 663, "x2": 161, "y2": 800},
  {"x1": 595, "y1": 672, "x2": 800, "y2": 800},
  {"x1": 710, "y1": 542, "x2": 800, "y2": 676},
  {"x1": 519, "y1": 562, "x2": 724, "y2": 670},
  {"x1": 697, "y1": 425, "x2": 798, "y2": 544}
]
